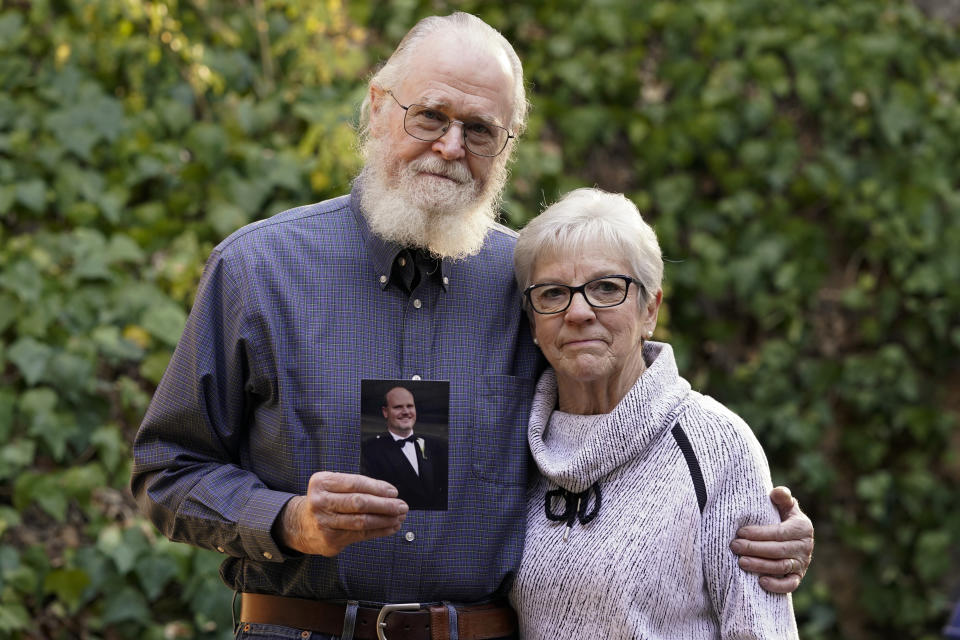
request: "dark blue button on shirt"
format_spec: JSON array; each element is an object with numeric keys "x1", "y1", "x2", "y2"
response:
[{"x1": 131, "y1": 184, "x2": 542, "y2": 603}]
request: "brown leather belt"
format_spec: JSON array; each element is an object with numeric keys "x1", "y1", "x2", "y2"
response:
[{"x1": 239, "y1": 592, "x2": 517, "y2": 640}]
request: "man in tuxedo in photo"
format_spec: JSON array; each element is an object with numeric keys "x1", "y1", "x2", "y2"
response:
[{"x1": 361, "y1": 386, "x2": 448, "y2": 510}]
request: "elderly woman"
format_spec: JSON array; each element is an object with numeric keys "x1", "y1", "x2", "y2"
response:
[{"x1": 508, "y1": 188, "x2": 798, "y2": 638}]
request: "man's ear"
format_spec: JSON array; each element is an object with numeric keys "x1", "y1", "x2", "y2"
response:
[
  {"x1": 369, "y1": 85, "x2": 387, "y2": 125},
  {"x1": 369, "y1": 85, "x2": 382, "y2": 107},
  {"x1": 381, "y1": 406, "x2": 389, "y2": 420}
]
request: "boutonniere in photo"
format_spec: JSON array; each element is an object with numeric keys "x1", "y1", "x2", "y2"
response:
[{"x1": 416, "y1": 437, "x2": 427, "y2": 459}]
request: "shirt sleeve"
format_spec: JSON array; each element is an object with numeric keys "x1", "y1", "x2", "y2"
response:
[
  {"x1": 700, "y1": 414, "x2": 799, "y2": 639},
  {"x1": 130, "y1": 247, "x2": 295, "y2": 563}
]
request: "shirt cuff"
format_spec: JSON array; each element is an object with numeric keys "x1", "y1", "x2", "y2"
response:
[{"x1": 237, "y1": 488, "x2": 297, "y2": 563}]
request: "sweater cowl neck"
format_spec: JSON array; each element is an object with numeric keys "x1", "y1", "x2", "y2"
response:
[{"x1": 528, "y1": 341, "x2": 691, "y2": 492}]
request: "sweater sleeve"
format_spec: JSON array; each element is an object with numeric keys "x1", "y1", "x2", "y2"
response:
[{"x1": 695, "y1": 402, "x2": 799, "y2": 639}]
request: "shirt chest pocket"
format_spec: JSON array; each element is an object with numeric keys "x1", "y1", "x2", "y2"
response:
[{"x1": 470, "y1": 374, "x2": 535, "y2": 486}]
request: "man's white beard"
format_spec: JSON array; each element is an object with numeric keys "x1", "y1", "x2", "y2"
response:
[{"x1": 358, "y1": 136, "x2": 508, "y2": 260}]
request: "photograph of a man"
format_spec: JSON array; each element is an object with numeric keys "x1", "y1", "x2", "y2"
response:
[{"x1": 361, "y1": 383, "x2": 448, "y2": 510}]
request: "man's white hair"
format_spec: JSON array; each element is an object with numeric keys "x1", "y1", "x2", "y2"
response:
[{"x1": 358, "y1": 12, "x2": 529, "y2": 148}]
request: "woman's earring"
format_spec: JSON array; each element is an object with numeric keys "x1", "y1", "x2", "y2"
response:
[
  {"x1": 533, "y1": 337, "x2": 539, "y2": 345},
  {"x1": 647, "y1": 331, "x2": 653, "y2": 339}
]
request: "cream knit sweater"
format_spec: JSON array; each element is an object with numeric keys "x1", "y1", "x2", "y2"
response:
[{"x1": 509, "y1": 342, "x2": 798, "y2": 639}]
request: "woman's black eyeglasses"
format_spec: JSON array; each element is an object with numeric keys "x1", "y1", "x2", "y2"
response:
[{"x1": 523, "y1": 275, "x2": 646, "y2": 314}]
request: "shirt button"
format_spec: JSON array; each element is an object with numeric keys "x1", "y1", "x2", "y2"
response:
[
  {"x1": 263, "y1": 552, "x2": 273, "y2": 560},
  {"x1": 216, "y1": 546, "x2": 225, "y2": 553},
  {"x1": 413, "y1": 299, "x2": 422, "y2": 309},
  {"x1": 443, "y1": 276, "x2": 449, "y2": 285},
  {"x1": 411, "y1": 375, "x2": 421, "y2": 381},
  {"x1": 404, "y1": 531, "x2": 416, "y2": 542},
  {"x1": 379, "y1": 275, "x2": 387, "y2": 284},
  {"x1": 399, "y1": 257, "x2": 407, "y2": 267}
]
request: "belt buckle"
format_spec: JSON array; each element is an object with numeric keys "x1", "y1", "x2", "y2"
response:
[{"x1": 376, "y1": 602, "x2": 421, "y2": 640}]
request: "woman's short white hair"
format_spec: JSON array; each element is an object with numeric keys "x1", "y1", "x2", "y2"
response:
[
  {"x1": 358, "y1": 12, "x2": 528, "y2": 144},
  {"x1": 514, "y1": 188, "x2": 663, "y2": 306}
]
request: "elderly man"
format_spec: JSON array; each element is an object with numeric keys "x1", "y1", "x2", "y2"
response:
[{"x1": 131, "y1": 12, "x2": 813, "y2": 640}]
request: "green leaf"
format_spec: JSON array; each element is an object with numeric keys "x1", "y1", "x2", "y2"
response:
[
  {"x1": 134, "y1": 554, "x2": 179, "y2": 600},
  {"x1": 14, "y1": 179, "x2": 46, "y2": 213},
  {"x1": 101, "y1": 585, "x2": 150, "y2": 625},
  {"x1": 0, "y1": 440, "x2": 36, "y2": 480},
  {"x1": 0, "y1": 184, "x2": 14, "y2": 213},
  {"x1": 13, "y1": 472, "x2": 67, "y2": 521},
  {"x1": 0, "y1": 293, "x2": 18, "y2": 333},
  {"x1": 46, "y1": 351, "x2": 95, "y2": 395},
  {"x1": 7, "y1": 337, "x2": 53, "y2": 385},
  {"x1": 0, "y1": 544, "x2": 19, "y2": 572},
  {"x1": 70, "y1": 228, "x2": 111, "y2": 281},
  {"x1": 91, "y1": 426, "x2": 127, "y2": 475},
  {"x1": 155, "y1": 97, "x2": 194, "y2": 135},
  {"x1": 0, "y1": 13, "x2": 26, "y2": 53},
  {"x1": 652, "y1": 174, "x2": 694, "y2": 217},
  {"x1": 878, "y1": 82, "x2": 921, "y2": 146},
  {"x1": 105, "y1": 234, "x2": 145, "y2": 264},
  {"x1": 183, "y1": 549, "x2": 233, "y2": 627},
  {"x1": 97, "y1": 525, "x2": 149, "y2": 575},
  {"x1": 92, "y1": 325, "x2": 145, "y2": 362},
  {"x1": 141, "y1": 349, "x2": 173, "y2": 384},
  {"x1": 208, "y1": 200, "x2": 249, "y2": 239},
  {"x1": 702, "y1": 60, "x2": 745, "y2": 107},
  {"x1": 0, "y1": 603, "x2": 30, "y2": 633},
  {"x1": 97, "y1": 187, "x2": 129, "y2": 224},
  {"x1": 0, "y1": 389, "x2": 14, "y2": 441},
  {"x1": 18, "y1": 385, "x2": 56, "y2": 417},
  {"x1": 141, "y1": 302, "x2": 187, "y2": 347},
  {"x1": 0, "y1": 507, "x2": 21, "y2": 538},
  {"x1": 0, "y1": 260, "x2": 43, "y2": 303},
  {"x1": 794, "y1": 71, "x2": 820, "y2": 107},
  {"x1": 915, "y1": 530, "x2": 950, "y2": 581},
  {"x1": 44, "y1": 85, "x2": 125, "y2": 159},
  {"x1": 20, "y1": 388, "x2": 74, "y2": 461},
  {"x1": 61, "y1": 464, "x2": 108, "y2": 502},
  {"x1": 43, "y1": 569, "x2": 91, "y2": 611},
  {"x1": 185, "y1": 122, "x2": 228, "y2": 166},
  {"x1": 73, "y1": 546, "x2": 116, "y2": 597}
]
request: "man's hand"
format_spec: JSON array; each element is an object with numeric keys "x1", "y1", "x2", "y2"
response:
[
  {"x1": 730, "y1": 486, "x2": 814, "y2": 594},
  {"x1": 278, "y1": 471, "x2": 408, "y2": 557}
]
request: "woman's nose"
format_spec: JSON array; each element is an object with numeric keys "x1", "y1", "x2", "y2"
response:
[{"x1": 564, "y1": 291, "x2": 596, "y2": 322}]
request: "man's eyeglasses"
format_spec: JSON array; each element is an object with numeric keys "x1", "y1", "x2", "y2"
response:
[
  {"x1": 386, "y1": 90, "x2": 514, "y2": 158},
  {"x1": 523, "y1": 275, "x2": 646, "y2": 315}
]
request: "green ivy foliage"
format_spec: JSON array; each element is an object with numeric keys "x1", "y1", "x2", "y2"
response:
[{"x1": 0, "y1": 0, "x2": 958, "y2": 638}]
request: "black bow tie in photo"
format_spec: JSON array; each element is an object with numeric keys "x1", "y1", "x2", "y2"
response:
[{"x1": 395, "y1": 435, "x2": 417, "y2": 447}]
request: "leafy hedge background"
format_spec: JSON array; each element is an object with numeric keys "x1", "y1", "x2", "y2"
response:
[{"x1": 1, "y1": 0, "x2": 958, "y2": 638}]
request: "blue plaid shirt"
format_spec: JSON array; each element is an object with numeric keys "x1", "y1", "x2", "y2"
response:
[{"x1": 131, "y1": 184, "x2": 542, "y2": 603}]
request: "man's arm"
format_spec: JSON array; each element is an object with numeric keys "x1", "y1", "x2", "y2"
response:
[
  {"x1": 130, "y1": 250, "x2": 286, "y2": 560},
  {"x1": 730, "y1": 486, "x2": 815, "y2": 594},
  {"x1": 131, "y1": 250, "x2": 406, "y2": 561}
]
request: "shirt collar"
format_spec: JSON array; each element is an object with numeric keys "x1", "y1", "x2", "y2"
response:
[{"x1": 349, "y1": 179, "x2": 449, "y2": 291}]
